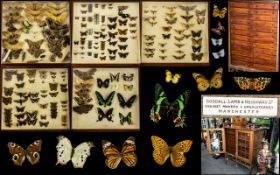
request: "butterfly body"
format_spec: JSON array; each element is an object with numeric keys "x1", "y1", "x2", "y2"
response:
[
  {"x1": 56, "y1": 135, "x2": 94, "y2": 168},
  {"x1": 151, "y1": 136, "x2": 192, "y2": 167},
  {"x1": 117, "y1": 93, "x2": 136, "y2": 108},
  {"x1": 165, "y1": 70, "x2": 181, "y2": 84},
  {"x1": 234, "y1": 77, "x2": 271, "y2": 91},
  {"x1": 192, "y1": 67, "x2": 223, "y2": 91},
  {"x1": 8, "y1": 140, "x2": 42, "y2": 166},
  {"x1": 102, "y1": 136, "x2": 137, "y2": 169}
]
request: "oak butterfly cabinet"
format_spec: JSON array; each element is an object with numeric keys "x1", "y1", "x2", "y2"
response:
[{"x1": 229, "y1": 0, "x2": 279, "y2": 72}]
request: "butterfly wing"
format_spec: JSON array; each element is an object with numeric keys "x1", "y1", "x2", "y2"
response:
[
  {"x1": 121, "y1": 136, "x2": 137, "y2": 167},
  {"x1": 56, "y1": 135, "x2": 73, "y2": 166},
  {"x1": 233, "y1": 77, "x2": 251, "y2": 90},
  {"x1": 151, "y1": 136, "x2": 170, "y2": 166},
  {"x1": 165, "y1": 70, "x2": 173, "y2": 83},
  {"x1": 7, "y1": 142, "x2": 26, "y2": 166},
  {"x1": 95, "y1": 91, "x2": 106, "y2": 106},
  {"x1": 192, "y1": 72, "x2": 210, "y2": 92},
  {"x1": 170, "y1": 140, "x2": 192, "y2": 167},
  {"x1": 254, "y1": 77, "x2": 271, "y2": 91},
  {"x1": 71, "y1": 142, "x2": 94, "y2": 168},
  {"x1": 105, "y1": 91, "x2": 116, "y2": 106},
  {"x1": 102, "y1": 140, "x2": 122, "y2": 169},
  {"x1": 210, "y1": 67, "x2": 223, "y2": 89},
  {"x1": 26, "y1": 140, "x2": 42, "y2": 165}
]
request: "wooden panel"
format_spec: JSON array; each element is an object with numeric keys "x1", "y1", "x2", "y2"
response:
[
  {"x1": 250, "y1": 2, "x2": 279, "y2": 10},
  {"x1": 230, "y1": 1, "x2": 250, "y2": 8},
  {"x1": 253, "y1": 63, "x2": 276, "y2": 71},
  {"x1": 231, "y1": 55, "x2": 252, "y2": 65}
]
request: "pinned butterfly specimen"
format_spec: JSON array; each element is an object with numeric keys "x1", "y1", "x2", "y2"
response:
[
  {"x1": 162, "y1": 26, "x2": 172, "y2": 32},
  {"x1": 3, "y1": 97, "x2": 12, "y2": 105},
  {"x1": 212, "y1": 49, "x2": 225, "y2": 59},
  {"x1": 191, "y1": 53, "x2": 204, "y2": 61},
  {"x1": 144, "y1": 35, "x2": 156, "y2": 41},
  {"x1": 118, "y1": 19, "x2": 128, "y2": 26},
  {"x1": 211, "y1": 21, "x2": 225, "y2": 35},
  {"x1": 233, "y1": 77, "x2": 271, "y2": 91},
  {"x1": 122, "y1": 73, "x2": 134, "y2": 81},
  {"x1": 95, "y1": 91, "x2": 115, "y2": 107},
  {"x1": 46, "y1": 2, "x2": 68, "y2": 23},
  {"x1": 159, "y1": 56, "x2": 167, "y2": 60},
  {"x1": 181, "y1": 23, "x2": 194, "y2": 30},
  {"x1": 97, "y1": 107, "x2": 114, "y2": 122},
  {"x1": 165, "y1": 18, "x2": 177, "y2": 25},
  {"x1": 118, "y1": 52, "x2": 129, "y2": 58},
  {"x1": 173, "y1": 54, "x2": 185, "y2": 60},
  {"x1": 21, "y1": 20, "x2": 33, "y2": 33},
  {"x1": 97, "y1": 78, "x2": 110, "y2": 88},
  {"x1": 144, "y1": 42, "x2": 154, "y2": 46},
  {"x1": 25, "y1": 39, "x2": 45, "y2": 58},
  {"x1": 119, "y1": 112, "x2": 132, "y2": 125},
  {"x1": 181, "y1": 15, "x2": 193, "y2": 22},
  {"x1": 192, "y1": 38, "x2": 202, "y2": 45},
  {"x1": 15, "y1": 82, "x2": 25, "y2": 88},
  {"x1": 110, "y1": 73, "x2": 120, "y2": 82},
  {"x1": 151, "y1": 136, "x2": 192, "y2": 167},
  {"x1": 179, "y1": 5, "x2": 197, "y2": 13},
  {"x1": 7, "y1": 140, "x2": 42, "y2": 166},
  {"x1": 150, "y1": 84, "x2": 191, "y2": 128},
  {"x1": 192, "y1": 67, "x2": 223, "y2": 92},
  {"x1": 108, "y1": 16, "x2": 118, "y2": 23},
  {"x1": 174, "y1": 36, "x2": 185, "y2": 42},
  {"x1": 197, "y1": 17, "x2": 205, "y2": 24},
  {"x1": 165, "y1": 70, "x2": 181, "y2": 84},
  {"x1": 24, "y1": 2, "x2": 45, "y2": 23},
  {"x1": 162, "y1": 33, "x2": 171, "y2": 39},
  {"x1": 39, "y1": 121, "x2": 49, "y2": 127},
  {"x1": 16, "y1": 106, "x2": 25, "y2": 112},
  {"x1": 211, "y1": 38, "x2": 223, "y2": 46},
  {"x1": 119, "y1": 37, "x2": 128, "y2": 42},
  {"x1": 107, "y1": 23, "x2": 117, "y2": 30},
  {"x1": 117, "y1": 93, "x2": 136, "y2": 108},
  {"x1": 166, "y1": 12, "x2": 176, "y2": 18},
  {"x1": 192, "y1": 45, "x2": 201, "y2": 53},
  {"x1": 74, "y1": 68, "x2": 96, "y2": 80},
  {"x1": 4, "y1": 87, "x2": 14, "y2": 96},
  {"x1": 123, "y1": 84, "x2": 133, "y2": 91},
  {"x1": 118, "y1": 44, "x2": 128, "y2": 50},
  {"x1": 129, "y1": 16, "x2": 137, "y2": 21},
  {"x1": 191, "y1": 30, "x2": 202, "y2": 38},
  {"x1": 108, "y1": 49, "x2": 117, "y2": 55},
  {"x1": 102, "y1": 136, "x2": 137, "y2": 169},
  {"x1": 56, "y1": 135, "x2": 94, "y2": 168},
  {"x1": 213, "y1": 5, "x2": 227, "y2": 19},
  {"x1": 158, "y1": 43, "x2": 167, "y2": 47}
]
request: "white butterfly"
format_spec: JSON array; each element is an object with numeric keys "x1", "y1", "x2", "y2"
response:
[
  {"x1": 211, "y1": 38, "x2": 223, "y2": 46},
  {"x1": 212, "y1": 49, "x2": 225, "y2": 59},
  {"x1": 56, "y1": 135, "x2": 94, "y2": 168}
]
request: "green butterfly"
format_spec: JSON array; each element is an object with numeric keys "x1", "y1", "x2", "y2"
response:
[
  {"x1": 22, "y1": 20, "x2": 33, "y2": 33},
  {"x1": 95, "y1": 91, "x2": 115, "y2": 107},
  {"x1": 119, "y1": 112, "x2": 132, "y2": 125},
  {"x1": 150, "y1": 84, "x2": 191, "y2": 128}
]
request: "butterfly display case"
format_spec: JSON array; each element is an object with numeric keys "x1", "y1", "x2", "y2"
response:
[
  {"x1": 228, "y1": 0, "x2": 279, "y2": 72},
  {"x1": 72, "y1": 67, "x2": 140, "y2": 130},
  {"x1": 141, "y1": 1, "x2": 209, "y2": 65},
  {"x1": 72, "y1": 2, "x2": 140, "y2": 64},
  {"x1": 1, "y1": 1, "x2": 71, "y2": 64},
  {"x1": 1, "y1": 68, "x2": 70, "y2": 130}
]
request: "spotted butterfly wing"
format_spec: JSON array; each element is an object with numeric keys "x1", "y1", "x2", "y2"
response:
[
  {"x1": 56, "y1": 135, "x2": 94, "y2": 168},
  {"x1": 7, "y1": 140, "x2": 42, "y2": 166},
  {"x1": 151, "y1": 136, "x2": 192, "y2": 167},
  {"x1": 234, "y1": 77, "x2": 271, "y2": 91}
]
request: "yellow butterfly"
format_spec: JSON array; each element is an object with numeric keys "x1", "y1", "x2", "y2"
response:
[
  {"x1": 151, "y1": 135, "x2": 192, "y2": 167},
  {"x1": 102, "y1": 136, "x2": 137, "y2": 169},
  {"x1": 213, "y1": 5, "x2": 227, "y2": 19},
  {"x1": 25, "y1": 2, "x2": 45, "y2": 23},
  {"x1": 3, "y1": 41, "x2": 24, "y2": 50},
  {"x1": 192, "y1": 67, "x2": 223, "y2": 91},
  {"x1": 165, "y1": 70, "x2": 181, "y2": 84},
  {"x1": 46, "y1": 2, "x2": 68, "y2": 23}
]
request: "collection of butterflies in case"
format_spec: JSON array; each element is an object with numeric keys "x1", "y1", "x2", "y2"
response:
[
  {"x1": 210, "y1": 5, "x2": 227, "y2": 59},
  {"x1": 1, "y1": 2, "x2": 70, "y2": 63},
  {"x1": 142, "y1": 3, "x2": 208, "y2": 62},
  {"x1": 8, "y1": 135, "x2": 192, "y2": 169},
  {"x1": 72, "y1": 3, "x2": 139, "y2": 62},
  {"x1": 2, "y1": 69, "x2": 69, "y2": 129},
  {"x1": 73, "y1": 68, "x2": 137, "y2": 125},
  {"x1": 149, "y1": 68, "x2": 272, "y2": 128}
]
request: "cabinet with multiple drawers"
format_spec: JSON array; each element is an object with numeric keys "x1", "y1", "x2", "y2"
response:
[
  {"x1": 225, "y1": 127, "x2": 264, "y2": 174},
  {"x1": 229, "y1": 0, "x2": 279, "y2": 72}
]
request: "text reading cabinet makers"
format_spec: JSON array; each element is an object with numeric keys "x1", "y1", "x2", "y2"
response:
[
  {"x1": 229, "y1": 0, "x2": 279, "y2": 72},
  {"x1": 225, "y1": 127, "x2": 264, "y2": 174}
]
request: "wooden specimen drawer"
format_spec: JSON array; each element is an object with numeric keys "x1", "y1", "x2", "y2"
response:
[{"x1": 229, "y1": 0, "x2": 279, "y2": 72}]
